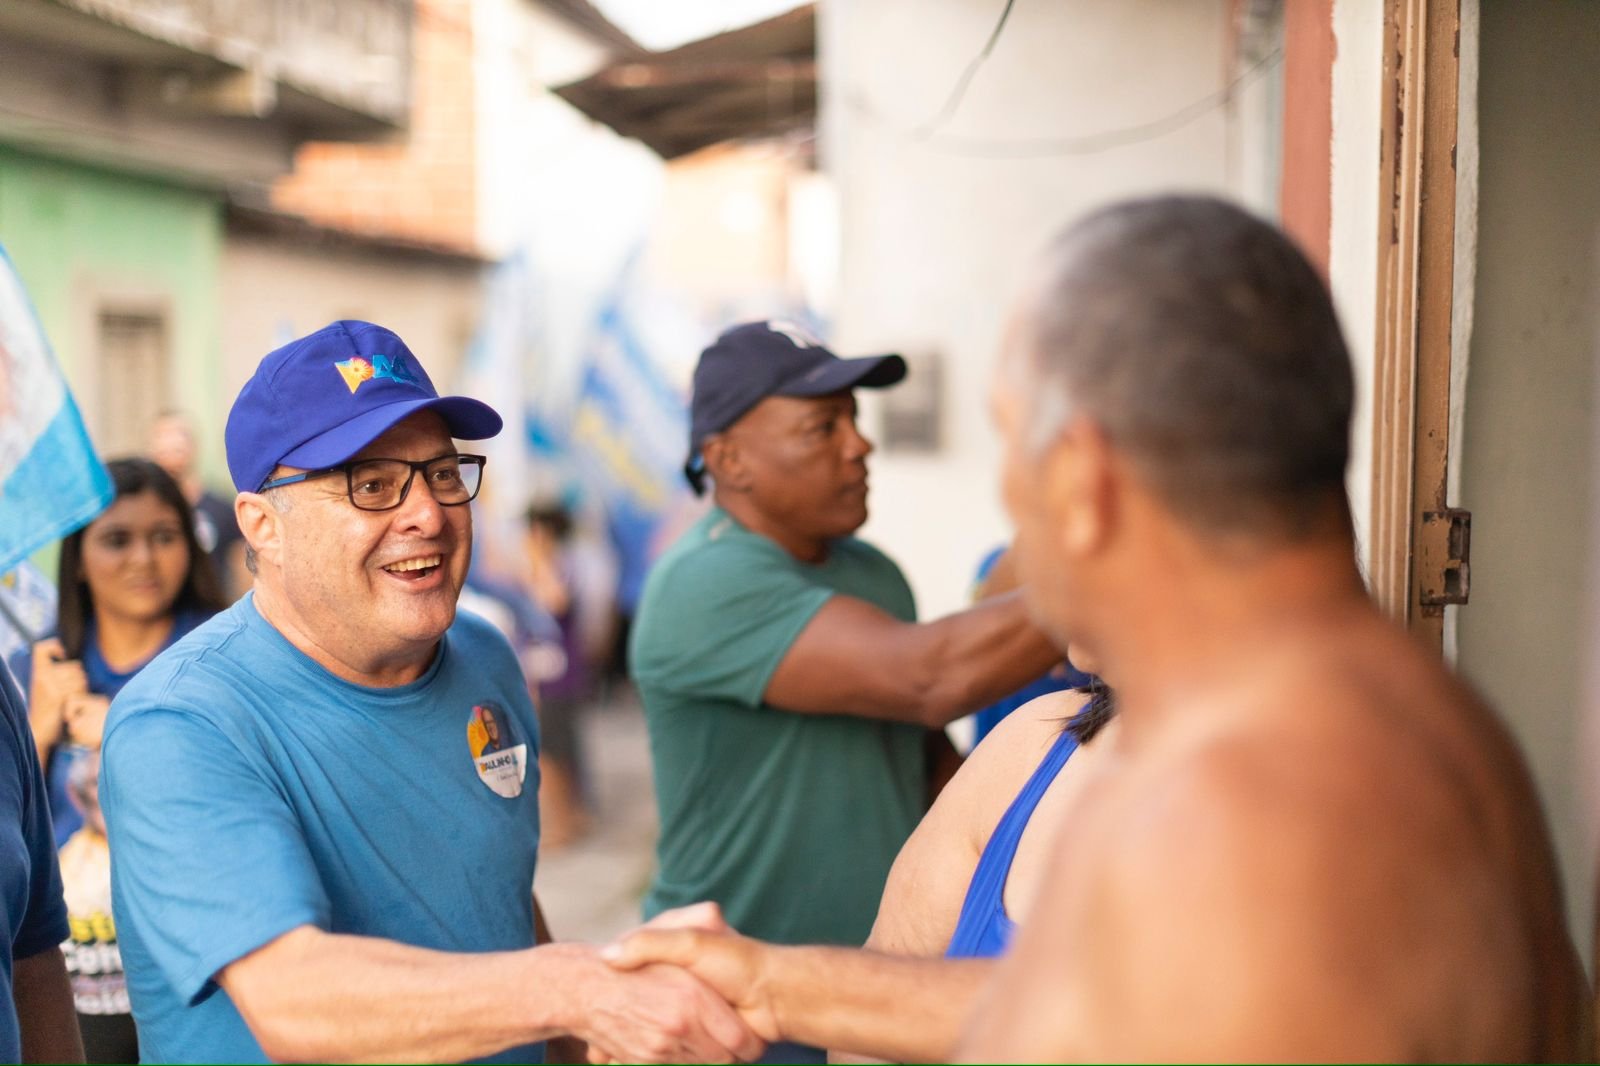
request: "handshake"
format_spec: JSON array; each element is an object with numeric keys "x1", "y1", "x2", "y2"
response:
[
  {"x1": 567, "y1": 902, "x2": 785, "y2": 1065},
  {"x1": 567, "y1": 901, "x2": 983, "y2": 1064}
]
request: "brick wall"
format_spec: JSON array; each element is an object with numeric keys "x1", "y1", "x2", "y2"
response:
[{"x1": 272, "y1": 0, "x2": 478, "y2": 253}]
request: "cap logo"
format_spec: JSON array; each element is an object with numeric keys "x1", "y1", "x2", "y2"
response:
[
  {"x1": 766, "y1": 320, "x2": 819, "y2": 350},
  {"x1": 333, "y1": 353, "x2": 421, "y2": 395}
]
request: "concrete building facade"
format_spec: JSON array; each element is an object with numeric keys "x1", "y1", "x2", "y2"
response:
[{"x1": 0, "y1": 0, "x2": 413, "y2": 486}]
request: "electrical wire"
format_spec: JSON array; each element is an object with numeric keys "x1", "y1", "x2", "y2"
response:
[
  {"x1": 855, "y1": 44, "x2": 1284, "y2": 160},
  {"x1": 911, "y1": 0, "x2": 1017, "y2": 139}
]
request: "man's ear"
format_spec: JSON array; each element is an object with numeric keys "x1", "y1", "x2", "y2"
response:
[
  {"x1": 702, "y1": 435, "x2": 752, "y2": 493},
  {"x1": 236, "y1": 492, "x2": 285, "y2": 570},
  {"x1": 1041, "y1": 418, "x2": 1118, "y2": 559}
]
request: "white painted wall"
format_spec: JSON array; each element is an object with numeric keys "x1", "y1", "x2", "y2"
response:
[
  {"x1": 475, "y1": 0, "x2": 594, "y2": 232},
  {"x1": 466, "y1": 0, "x2": 667, "y2": 516},
  {"x1": 1329, "y1": 0, "x2": 1383, "y2": 570},
  {"x1": 1443, "y1": 0, "x2": 1481, "y2": 662},
  {"x1": 1455, "y1": 0, "x2": 1600, "y2": 969},
  {"x1": 472, "y1": 0, "x2": 663, "y2": 340},
  {"x1": 822, "y1": 0, "x2": 1244, "y2": 618}
]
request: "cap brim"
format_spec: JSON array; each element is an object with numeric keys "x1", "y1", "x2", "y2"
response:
[
  {"x1": 774, "y1": 353, "x2": 907, "y2": 397},
  {"x1": 278, "y1": 395, "x2": 503, "y2": 472}
]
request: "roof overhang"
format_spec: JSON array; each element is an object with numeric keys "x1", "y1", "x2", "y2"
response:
[{"x1": 552, "y1": 4, "x2": 814, "y2": 160}]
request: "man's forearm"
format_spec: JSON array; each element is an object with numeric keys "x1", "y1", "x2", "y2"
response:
[
  {"x1": 220, "y1": 927, "x2": 614, "y2": 1063},
  {"x1": 13, "y1": 947, "x2": 85, "y2": 1064},
  {"x1": 919, "y1": 593, "x2": 1061, "y2": 725},
  {"x1": 535, "y1": 896, "x2": 591, "y2": 1065},
  {"x1": 764, "y1": 946, "x2": 993, "y2": 1062}
]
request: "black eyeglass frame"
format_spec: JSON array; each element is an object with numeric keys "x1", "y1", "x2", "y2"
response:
[{"x1": 257, "y1": 452, "x2": 488, "y2": 512}]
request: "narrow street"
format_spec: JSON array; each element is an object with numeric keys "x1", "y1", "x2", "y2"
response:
[{"x1": 535, "y1": 689, "x2": 660, "y2": 945}]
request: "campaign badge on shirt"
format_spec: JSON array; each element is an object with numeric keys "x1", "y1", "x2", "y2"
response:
[{"x1": 466, "y1": 701, "x2": 527, "y2": 799}]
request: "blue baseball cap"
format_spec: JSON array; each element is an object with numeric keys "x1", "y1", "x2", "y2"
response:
[
  {"x1": 225, "y1": 320, "x2": 502, "y2": 493},
  {"x1": 685, "y1": 320, "x2": 906, "y2": 494}
]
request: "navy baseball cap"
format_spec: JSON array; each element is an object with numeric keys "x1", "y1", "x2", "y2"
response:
[
  {"x1": 225, "y1": 320, "x2": 503, "y2": 493},
  {"x1": 684, "y1": 320, "x2": 906, "y2": 494}
]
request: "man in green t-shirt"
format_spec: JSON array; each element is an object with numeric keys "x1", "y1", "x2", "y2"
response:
[{"x1": 630, "y1": 322, "x2": 1059, "y2": 986}]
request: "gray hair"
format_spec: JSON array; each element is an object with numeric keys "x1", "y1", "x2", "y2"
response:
[
  {"x1": 242, "y1": 485, "x2": 293, "y2": 576},
  {"x1": 1014, "y1": 195, "x2": 1354, "y2": 538}
]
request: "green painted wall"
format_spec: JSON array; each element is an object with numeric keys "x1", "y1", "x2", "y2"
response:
[
  {"x1": 0, "y1": 147, "x2": 225, "y2": 483},
  {"x1": 0, "y1": 148, "x2": 224, "y2": 576}
]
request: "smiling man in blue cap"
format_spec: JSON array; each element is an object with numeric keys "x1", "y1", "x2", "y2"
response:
[
  {"x1": 629, "y1": 320, "x2": 1060, "y2": 1064},
  {"x1": 98, "y1": 321, "x2": 761, "y2": 1065}
]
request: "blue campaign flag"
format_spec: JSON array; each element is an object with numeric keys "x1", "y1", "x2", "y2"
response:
[
  {"x1": 0, "y1": 243, "x2": 113, "y2": 575},
  {"x1": 569, "y1": 303, "x2": 689, "y2": 614}
]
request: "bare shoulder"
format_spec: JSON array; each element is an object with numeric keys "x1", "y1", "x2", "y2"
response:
[
  {"x1": 866, "y1": 690, "x2": 1083, "y2": 957},
  {"x1": 968, "y1": 689, "x2": 1085, "y2": 776},
  {"x1": 967, "y1": 617, "x2": 1586, "y2": 1060},
  {"x1": 1076, "y1": 637, "x2": 1584, "y2": 1059},
  {"x1": 910, "y1": 688, "x2": 1085, "y2": 858},
  {"x1": 1065, "y1": 740, "x2": 1456, "y2": 1058},
  {"x1": 1103, "y1": 724, "x2": 1349, "y2": 892},
  {"x1": 1116, "y1": 663, "x2": 1511, "y2": 896}
]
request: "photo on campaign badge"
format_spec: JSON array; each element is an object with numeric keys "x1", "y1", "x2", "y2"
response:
[{"x1": 466, "y1": 701, "x2": 527, "y2": 799}]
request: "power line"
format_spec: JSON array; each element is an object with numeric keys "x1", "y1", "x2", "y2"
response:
[
  {"x1": 854, "y1": 45, "x2": 1284, "y2": 160},
  {"x1": 912, "y1": 0, "x2": 1017, "y2": 139}
]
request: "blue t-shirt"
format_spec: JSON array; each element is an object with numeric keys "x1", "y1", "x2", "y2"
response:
[
  {"x1": 7, "y1": 607, "x2": 211, "y2": 845},
  {"x1": 0, "y1": 659, "x2": 70, "y2": 1064},
  {"x1": 100, "y1": 596, "x2": 544, "y2": 1064}
]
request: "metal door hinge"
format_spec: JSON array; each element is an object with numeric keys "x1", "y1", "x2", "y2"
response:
[{"x1": 1418, "y1": 508, "x2": 1471, "y2": 607}]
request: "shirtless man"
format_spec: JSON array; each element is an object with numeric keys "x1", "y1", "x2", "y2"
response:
[
  {"x1": 614, "y1": 195, "x2": 1589, "y2": 1062},
  {"x1": 957, "y1": 195, "x2": 1588, "y2": 1060}
]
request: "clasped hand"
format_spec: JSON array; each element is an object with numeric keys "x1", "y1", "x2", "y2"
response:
[
  {"x1": 586, "y1": 903, "x2": 778, "y2": 1065},
  {"x1": 29, "y1": 639, "x2": 110, "y2": 747}
]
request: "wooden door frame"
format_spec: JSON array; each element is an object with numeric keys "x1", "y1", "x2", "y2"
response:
[{"x1": 1368, "y1": 0, "x2": 1461, "y2": 649}]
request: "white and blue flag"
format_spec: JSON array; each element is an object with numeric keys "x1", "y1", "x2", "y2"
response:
[
  {"x1": 0, "y1": 560, "x2": 55, "y2": 661},
  {"x1": 0, "y1": 242, "x2": 112, "y2": 575}
]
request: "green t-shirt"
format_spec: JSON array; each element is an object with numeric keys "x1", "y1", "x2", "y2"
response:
[{"x1": 630, "y1": 507, "x2": 926, "y2": 946}]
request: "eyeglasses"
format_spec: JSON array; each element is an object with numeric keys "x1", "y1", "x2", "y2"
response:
[{"x1": 259, "y1": 453, "x2": 487, "y2": 512}]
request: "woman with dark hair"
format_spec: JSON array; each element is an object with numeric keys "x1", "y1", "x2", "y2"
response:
[
  {"x1": 13, "y1": 457, "x2": 225, "y2": 839},
  {"x1": 8, "y1": 456, "x2": 226, "y2": 1063}
]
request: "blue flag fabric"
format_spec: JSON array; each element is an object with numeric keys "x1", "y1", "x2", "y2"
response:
[
  {"x1": 0, "y1": 243, "x2": 112, "y2": 574},
  {"x1": 570, "y1": 303, "x2": 689, "y2": 614}
]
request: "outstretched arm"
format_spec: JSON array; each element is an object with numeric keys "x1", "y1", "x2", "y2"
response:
[
  {"x1": 605, "y1": 923, "x2": 992, "y2": 1063},
  {"x1": 219, "y1": 925, "x2": 763, "y2": 1064},
  {"x1": 536, "y1": 897, "x2": 592, "y2": 1066},
  {"x1": 766, "y1": 592, "x2": 1059, "y2": 728}
]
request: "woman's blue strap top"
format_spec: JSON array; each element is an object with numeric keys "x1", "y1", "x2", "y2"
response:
[{"x1": 945, "y1": 725, "x2": 1081, "y2": 959}]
